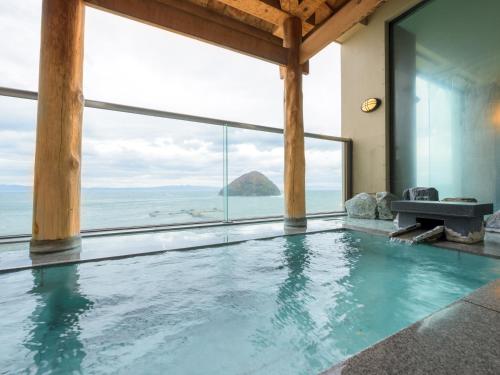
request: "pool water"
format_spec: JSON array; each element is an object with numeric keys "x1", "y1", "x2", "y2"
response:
[{"x1": 1, "y1": 230, "x2": 499, "y2": 374}]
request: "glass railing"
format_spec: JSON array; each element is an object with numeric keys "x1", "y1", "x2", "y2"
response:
[
  {"x1": 0, "y1": 86, "x2": 352, "y2": 237},
  {"x1": 0, "y1": 94, "x2": 36, "y2": 236}
]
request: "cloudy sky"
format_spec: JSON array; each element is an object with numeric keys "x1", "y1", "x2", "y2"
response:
[{"x1": 0, "y1": 0, "x2": 342, "y2": 189}]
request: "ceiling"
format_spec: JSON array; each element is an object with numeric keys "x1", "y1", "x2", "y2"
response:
[
  {"x1": 182, "y1": 0, "x2": 351, "y2": 38},
  {"x1": 86, "y1": 0, "x2": 386, "y2": 65}
]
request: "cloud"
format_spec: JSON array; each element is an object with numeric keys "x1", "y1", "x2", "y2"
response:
[{"x1": 0, "y1": 0, "x2": 343, "y2": 189}]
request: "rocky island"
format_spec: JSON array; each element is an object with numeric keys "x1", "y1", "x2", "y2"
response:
[{"x1": 219, "y1": 171, "x2": 281, "y2": 196}]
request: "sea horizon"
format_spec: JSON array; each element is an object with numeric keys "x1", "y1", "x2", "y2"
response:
[{"x1": 0, "y1": 186, "x2": 343, "y2": 236}]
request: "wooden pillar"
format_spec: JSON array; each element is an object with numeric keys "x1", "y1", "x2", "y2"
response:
[
  {"x1": 31, "y1": 0, "x2": 85, "y2": 253},
  {"x1": 283, "y1": 17, "x2": 307, "y2": 228}
]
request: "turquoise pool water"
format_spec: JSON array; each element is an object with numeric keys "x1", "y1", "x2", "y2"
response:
[{"x1": 1, "y1": 230, "x2": 499, "y2": 374}]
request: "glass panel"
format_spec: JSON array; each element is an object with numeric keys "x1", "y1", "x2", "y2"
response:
[
  {"x1": 391, "y1": 0, "x2": 500, "y2": 210},
  {"x1": 84, "y1": 7, "x2": 283, "y2": 127},
  {"x1": 0, "y1": 96, "x2": 37, "y2": 236},
  {"x1": 0, "y1": 0, "x2": 41, "y2": 91},
  {"x1": 305, "y1": 138, "x2": 344, "y2": 213},
  {"x1": 82, "y1": 108, "x2": 224, "y2": 229},
  {"x1": 226, "y1": 128, "x2": 284, "y2": 220},
  {"x1": 303, "y1": 43, "x2": 342, "y2": 136}
]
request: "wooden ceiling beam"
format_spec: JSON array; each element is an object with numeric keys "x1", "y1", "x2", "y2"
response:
[
  {"x1": 279, "y1": 0, "x2": 299, "y2": 12},
  {"x1": 157, "y1": 0, "x2": 282, "y2": 45},
  {"x1": 313, "y1": 3, "x2": 333, "y2": 25},
  {"x1": 216, "y1": 0, "x2": 287, "y2": 28},
  {"x1": 294, "y1": 0, "x2": 327, "y2": 21},
  {"x1": 216, "y1": 0, "x2": 314, "y2": 37},
  {"x1": 84, "y1": 0, "x2": 288, "y2": 65},
  {"x1": 300, "y1": 0, "x2": 386, "y2": 63}
]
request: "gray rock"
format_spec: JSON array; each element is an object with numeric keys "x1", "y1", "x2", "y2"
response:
[
  {"x1": 346, "y1": 193, "x2": 377, "y2": 219},
  {"x1": 445, "y1": 225, "x2": 485, "y2": 244},
  {"x1": 403, "y1": 187, "x2": 439, "y2": 201},
  {"x1": 376, "y1": 192, "x2": 398, "y2": 220},
  {"x1": 486, "y1": 211, "x2": 500, "y2": 232}
]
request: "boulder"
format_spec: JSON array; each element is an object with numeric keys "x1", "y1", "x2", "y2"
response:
[
  {"x1": 376, "y1": 192, "x2": 398, "y2": 220},
  {"x1": 346, "y1": 193, "x2": 377, "y2": 219},
  {"x1": 403, "y1": 187, "x2": 439, "y2": 201},
  {"x1": 486, "y1": 211, "x2": 500, "y2": 232}
]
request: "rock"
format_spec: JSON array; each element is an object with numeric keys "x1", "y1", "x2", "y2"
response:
[
  {"x1": 442, "y1": 197, "x2": 478, "y2": 203},
  {"x1": 445, "y1": 225, "x2": 485, "y2": 244},
  {"x1": 403, "y1": 187, "x2": 439, "y2": 201},
  {"x1": 345, "y1": 193, "x2": 377, "y2": 219},
  {"x1": 486, "y1": 211, "x2": 500, "y2": 232},
  {"x1": 413, "y1": 226, "x2": 444, "y2": 243},
  {"x1": 219, "y1": 171, "x2": 280, "y2": 196},
  {"x1": 376, "y1": 192, "x2": 398, "y2": 220}
]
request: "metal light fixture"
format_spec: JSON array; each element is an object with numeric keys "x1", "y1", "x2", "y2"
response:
[{"x1": 361, "y1": 98, "x2": 381, "y2": 113}]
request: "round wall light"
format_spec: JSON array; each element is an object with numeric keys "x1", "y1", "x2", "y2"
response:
[{"x1": 361, "y1": 98, "x2": 382, "y2": 113}]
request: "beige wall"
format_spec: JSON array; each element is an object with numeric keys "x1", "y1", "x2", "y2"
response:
[{"x1": 340, "y1": 0, "x2": 422, "y2": 195}]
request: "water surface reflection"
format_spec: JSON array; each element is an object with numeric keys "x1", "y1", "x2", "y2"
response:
[{"x1": 24, "y1": 265, "x2": 93, "y2": 374}]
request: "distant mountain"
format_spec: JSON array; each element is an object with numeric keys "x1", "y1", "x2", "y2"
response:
[{"x1": 219, "y1": 171, "x2": 280, "y2": 197}]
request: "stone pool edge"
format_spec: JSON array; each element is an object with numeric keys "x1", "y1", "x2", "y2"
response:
[
  {"x1": 2, "y1": 218, "x2": 498, "y2": 273},
  {"x1": 342, "y1": 222, "x2": 500, "y2": 260},
  {"x1": 0, "y1": 225, "x2": 345, "y2": 274}
]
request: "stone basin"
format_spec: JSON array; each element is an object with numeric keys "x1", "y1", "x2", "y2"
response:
[{"x1": 391, "y1": 201, "x2": 494, "y2": 244}]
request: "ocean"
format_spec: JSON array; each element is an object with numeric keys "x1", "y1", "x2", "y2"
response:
[{"x1": 0, "y1": 188, "x2": 342, "y2": 236}]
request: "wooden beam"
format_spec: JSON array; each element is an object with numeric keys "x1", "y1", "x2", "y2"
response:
[
  {"x1": 217, "y1": 0, "x2": 287, "y2": 26},
  {"x1": 85, "y1": 0, "x2": 288, "y2": 65},
  {"x1": 295, "y1": 0, "x2": 327, "y2": 21},
  {"x1": 216, "y1": 0, "x2": 314, "y2": 37},
  {"x1": 157, "y1": 0, "x2": 283, "y2": 45},
  {"x1": 300, "y1": 0, "x2": 386, "y2": 63},
  {"x1": 313, "y1": 3, "x2": 333, "y2": 25},
  {"x1": 32, "y1": 0, "x2": 85, "y2": 253},
  {"x1": 280, "y1": 0, "x2": 299, "y2": 12},
  {"x1": 283, "y1": 16, "x2": 306, "y2": 228}
]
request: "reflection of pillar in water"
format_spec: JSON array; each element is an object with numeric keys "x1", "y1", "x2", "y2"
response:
[
  {"x1": 24, "y1": 265, "x2": 93, "y2": 374},
  {"x1": 274, "y1": 235, "x2": 315, "y2": 332}
]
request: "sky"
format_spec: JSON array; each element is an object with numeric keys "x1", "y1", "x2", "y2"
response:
[{"x1": 0, "y1": 0, "x2": 342, "y2": 189}]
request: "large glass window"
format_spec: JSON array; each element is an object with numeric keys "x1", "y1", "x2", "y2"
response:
[
  {"x1": 227, "y1": 128, "x2": 284, "y2": 220},
  {"x1": 84, "y1": 6, "x2": 283, "y2": 127},
  {"x1": 82, "y1": 109, "x2": 224, "y2": 229},
  {"x1": 0, "y1": 2, "x2": 346, "y2": 236},
  {"x1": 0, "y1": 0, "x2": 41, "y2": 91},
  {"x1": 305, "y1": 138, "x2": 344, "y2": 213},
  {"x1": 0, "y1": 96, "x2": 36, "y2": 235},
  {"x1": 303, "y1": 43, "x2": 342, "y2": 136},
  {"x1": 391, "y1": 0, "x2": 500, "y2": 210}
]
